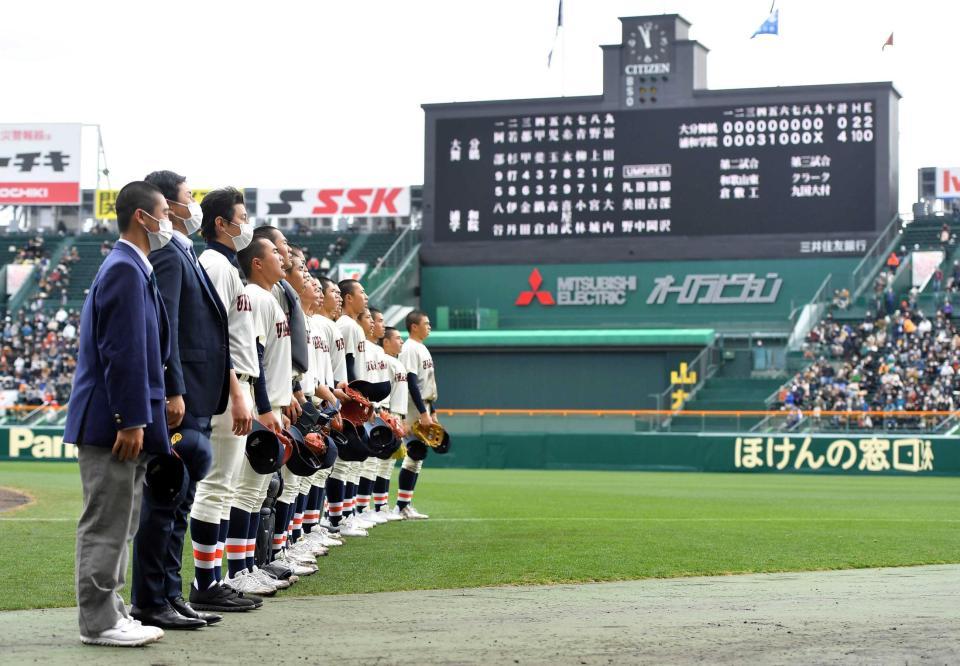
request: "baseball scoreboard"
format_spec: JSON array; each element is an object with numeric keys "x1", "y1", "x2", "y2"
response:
[{"x1": 421, "y1": 15, "x2": 900, "y2": 265}]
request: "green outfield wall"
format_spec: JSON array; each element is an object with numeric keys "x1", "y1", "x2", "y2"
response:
[
  {"x1": 424, "y1": 432, "x2": 955, "y2": 476},
  {"x1": 420, "y1": 257, "x2": 859, "y2": 332},
  {"x1": 2, "y1": 425, "x2": 956, "y2": 477}
]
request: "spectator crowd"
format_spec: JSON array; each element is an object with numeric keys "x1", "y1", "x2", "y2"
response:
[{"x1": 778, "y1": 298, "x2": 960, "y2": 431}]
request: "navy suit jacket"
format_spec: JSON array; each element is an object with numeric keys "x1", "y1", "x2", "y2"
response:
[
  {"x1": 150, "y1": 237, "x2": 230, "y2": 418},
  {"x1": 64, "y1": 242, "x2": 172, "y2": 454}
]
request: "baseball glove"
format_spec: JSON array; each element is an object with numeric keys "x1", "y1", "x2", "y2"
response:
[
  {"x1": 412, "y1": 421, "x2": 445, "y2": 449},
  {"x1": 379, "y1": 410, "x2": 407, "y2": 440},
  {"x1": 340, "y1": 387, "x2": 373, "y2": 426}
]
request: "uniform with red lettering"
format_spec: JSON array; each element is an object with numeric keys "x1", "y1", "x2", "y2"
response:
[
  {"x1": 189, "y1": 187, "x2": 262, "y2": 613},
  {"x1": 395, "y1": 310, "x2": 437, "y2": 520},
  {"x1": 374, "y1": 326, "x2": 408, "y2": 518},
  {"x1": 227, "y1": 237, "x2": 306, "y2": 596}
]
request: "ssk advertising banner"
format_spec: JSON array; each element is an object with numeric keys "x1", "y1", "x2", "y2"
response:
[
  {"x1": 0, "y1": 123, "x2": 82, "y2": 205},
  {"x1": 258, "y1": 187, "x2": 410, "y2": 218}
]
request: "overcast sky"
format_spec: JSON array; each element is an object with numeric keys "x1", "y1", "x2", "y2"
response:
[{"x1": 0, "y1": 0, "x2": 949, "y2": 213}]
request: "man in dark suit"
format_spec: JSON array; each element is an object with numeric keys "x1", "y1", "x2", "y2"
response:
[
  {"x1": 131, "y1": 170, "x2": 232, "y2": 630},
  {"x1": 66, "y1": 181, "x2": 172, "y2": 647}
]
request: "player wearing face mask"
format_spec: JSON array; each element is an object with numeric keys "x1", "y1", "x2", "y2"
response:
[{"x1": 187, "y1": 187, "x2": 265, "y2": 613}]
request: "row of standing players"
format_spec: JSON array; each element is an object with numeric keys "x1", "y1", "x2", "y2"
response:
[{"x1": 66, "y1": 174, "x2": 440, "y2": 647}]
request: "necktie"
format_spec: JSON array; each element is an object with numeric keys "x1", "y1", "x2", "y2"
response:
[
  {"x1": 281, "y1": 280, "x2": 309, "y2": 374},
  {"x1": 148, "y1": 271, "x2": 162, "y2": 316}
]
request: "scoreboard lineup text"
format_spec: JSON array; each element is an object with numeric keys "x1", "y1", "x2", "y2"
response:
[{"x1": 434, "y1": 100, "x2": 876, "y2": 245}]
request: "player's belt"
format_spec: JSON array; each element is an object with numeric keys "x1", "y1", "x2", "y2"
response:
[{"x1": 237, "y1": 373, "x2": 255, "y2": 384}]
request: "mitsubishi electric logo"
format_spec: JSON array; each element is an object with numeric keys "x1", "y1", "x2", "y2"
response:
[
  {"x1": 515, "y1": 269, "x2": 637, "y2": 307},
  {"x1": 515, "y1": 269, "x2": 555, "y2": 306}
]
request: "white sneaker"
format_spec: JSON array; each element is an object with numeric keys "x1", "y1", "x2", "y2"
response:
[
  {"x1": 304, "y1": 531, "x2": 336, "y2": 551},
  {"x1": 319, "y1": 517, "x2": 333, "y2": 529},
  {"x1": 289, "y1": 539, "x2": 327, "y2": 558},
  {"x1": 283, "y1": 547, "x2": 320, "y2": 566},
  {"x1": 337, "y1": 520, "x2": 368, "y2": 537},
  {"x1": 377, "y1": 506, "x2": 403, "y2": 521},
  {"x1": 353, "y1": 513, "x2": 378, "y2": 529},
  {"x1": 390, "y1": 505, "x2": 407, "y2": 520},
  {"x1": 251, "y1": 566, "x2": 289, "y2": 590},
  {"x1": 401, "y1": 505, "x2": 429, "y2": 520},
  {"x1": 224, "y1": 570, "x2": 277, "y2": 596},
  {"x1": 276, "y1": 551, "x2": 318, "y2": 576},
  {"x1": 362, "y1": 510, "x2": 389, "y2": 524},
  {"x1": 81, "y1": 616, "x2": 164, "y2": 647},
  {"x1": 309, "y1": 527, "x2": 343, "y2": 547}
]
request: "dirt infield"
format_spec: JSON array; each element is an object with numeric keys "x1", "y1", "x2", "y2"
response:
[
  {"x1": 0, "y1": 487, "x2": 30, "y2": 513},
  {"x1": 0, "y1": 564, "x2": 956, "y2": 664}
]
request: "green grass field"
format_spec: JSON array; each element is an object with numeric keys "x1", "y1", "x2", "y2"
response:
[{"x1": 1, "y1": 462, "x2": 958, "y2": 612}]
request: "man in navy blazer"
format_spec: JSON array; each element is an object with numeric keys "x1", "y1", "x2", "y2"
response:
[
  {"x1": 131, "y1": 170, "x2": 232, "y2": 630},
  {"x1": 66, "y1": 181, "x2": 172, "y2": 647}
]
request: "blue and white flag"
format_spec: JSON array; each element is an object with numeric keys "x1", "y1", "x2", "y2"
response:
[{"x1": 752, "y1": 8, "x2": 779, "y2": 38}]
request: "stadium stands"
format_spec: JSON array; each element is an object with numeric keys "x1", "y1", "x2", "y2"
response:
[
  {"x1": 0, "y1": 228, "x2": 403, "y2": 417},
  {"x1": 761, "y1": 217, "x2": 960, "y2": 432}
]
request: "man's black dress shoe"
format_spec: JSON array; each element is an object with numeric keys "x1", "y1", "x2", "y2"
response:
[
  {"x1": 170, "y1": 596, "x2": 223, "y2": 625},
  {"x1": 132, "y1": 603, "x2": 207, "y2": 630}
]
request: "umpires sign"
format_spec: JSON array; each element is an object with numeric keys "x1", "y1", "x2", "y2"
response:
[{"x1": 0, "y1": 123, "x2": 82, "y2": 205}]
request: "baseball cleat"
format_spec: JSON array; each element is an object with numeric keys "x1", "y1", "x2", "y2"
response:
[
  {"x1": 400, "y1": 505, "x2": 429, "y2": 520},
  {"x1": 188, "y1": 583, "x2": 259, "y2": 612},
  {"x1": 224, "y1": 570, "x2": 277, "y2": 597}
]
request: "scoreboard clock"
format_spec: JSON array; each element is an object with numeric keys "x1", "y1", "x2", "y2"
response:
[{"x1": 621, "y1": 17, "x2": 675, "y2": 107}]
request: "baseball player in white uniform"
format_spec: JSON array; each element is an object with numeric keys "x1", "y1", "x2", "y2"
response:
[
  {"x1": 395, "y1": 310, "x2": 438, "y2": 520},
  {"x1": 356, "y1": 307, "x2": 392, "y2": 523},
  {"x1": 188, "y1": 187, "x2": 262, "y2": 613},
  {"x1": 287, "y1": 275, "x2": 344, "y2": 557},
  {"x1": 373, "y1": 325, "x2": 409, "y2": 519},
  {"x1": 325, "y1": 279, "x2": 371, "y2": 537},
  {"x1": 227, "y1": 236, "x2": 306, "y2": 595}
]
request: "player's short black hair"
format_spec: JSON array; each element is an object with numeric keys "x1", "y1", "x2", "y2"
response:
[
  {"x1": 143, "y1": 170, "x2": 186, "y2": 203},
  {"x1": 369, "y1": 306, "x2": 382, "y2": 318},
  {"x1": 115, "y1": 181, "x2": 163, "y2": 233},
  {"x1": 200, "y1": 187, "x2": 244, "y2": 240},
  {"x1": 253, "y1": 225, "x2": 282, "y2": 245},
  {"x1": 339, "y1": 279, "x2": 360, "y2": 299},
  {"x1": 318, "y1": 276, "x2": 336, "y2": 294},
  {"x1": 237, "y1": 237, "x2": 272, "y2": 278},
  {"x1": 405, "y1": 309, "x2": 428, "y2": 332},
  {"x1": 381, "y1": 326, "x2": 400, "y2": 344}
]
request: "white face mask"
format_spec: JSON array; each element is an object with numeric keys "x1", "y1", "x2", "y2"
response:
[
  {"x1": 144, "y1": 212, "x2": 174, "y2": 251},
  {"x1": 167, "y1": 199, "x2": 204, "y2": 236},
  {"x1": 229, "y1": 219, "x2": 253, "y2": 251},
  {"x1": 183, "y1": 201, "x2": 203, "y2": 236}
]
